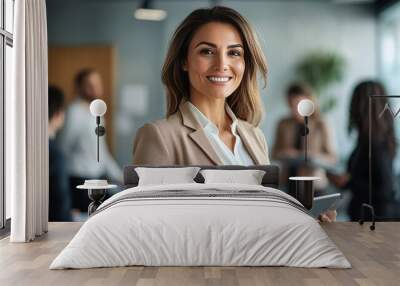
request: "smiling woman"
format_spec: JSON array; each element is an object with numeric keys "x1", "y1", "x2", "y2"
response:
[{"x1": 133, "y1": 6, "x2": 270, "y2": 166}]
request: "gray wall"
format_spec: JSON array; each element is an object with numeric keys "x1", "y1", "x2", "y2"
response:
[{"x1": 47, "y1": 0, "x2": 378, "y2": 166}]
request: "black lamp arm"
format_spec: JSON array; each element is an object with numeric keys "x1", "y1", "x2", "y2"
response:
[
  {"x1": 94, "y1": 116, "x2": 106, "y2": 162},
  {"x1": 304, "y1": 116, "x2": 308, "y2": 163}
]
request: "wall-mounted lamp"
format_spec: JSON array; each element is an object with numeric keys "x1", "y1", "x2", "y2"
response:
[
  {"x1": 90, "y1": 99, "x2": 107, "y2": 162},
  {"x1": 297, "y1": 99, "x2": 315, "y2": 163},
  {"x1": 134, "y1": 0, "x2": 167, "y2": 21}
]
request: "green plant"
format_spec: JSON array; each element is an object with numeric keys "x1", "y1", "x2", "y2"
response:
[{"x1": 296, "y1": 51, "x2": 346, "y2": 112}]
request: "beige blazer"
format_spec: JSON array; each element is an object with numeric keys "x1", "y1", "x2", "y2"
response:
[
  {"x1": 272, "y1": 117, "x2": 336, "y2": 162},
  {"x1": 132, "y1": 101, "x2": 270, "y2": 166}
]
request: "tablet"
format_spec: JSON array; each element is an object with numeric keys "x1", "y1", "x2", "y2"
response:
[{"x1": 309, "y1": 193, "x2": 342, "y2": 218}]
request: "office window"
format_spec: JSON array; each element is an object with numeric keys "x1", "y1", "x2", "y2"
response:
[
  {"x1": 379, "y1": 2, "x2": 400, "y2": 186},
  {"x1": 5, "y1": 0, "x2": 13, "y2": 33},
  {"x1": 379, "y1": 2, "x2": 400, "y2": 94},
  {"x1": 4, "y1": 44, "x2": 12, "y2": 220},
  {"x1": 1, "y1": 0, "x2": 14, "y2": 230}
]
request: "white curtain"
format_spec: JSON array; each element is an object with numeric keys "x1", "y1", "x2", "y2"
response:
[{"x1": 8, "y1": 0, "x2": 48, "y2": 242}]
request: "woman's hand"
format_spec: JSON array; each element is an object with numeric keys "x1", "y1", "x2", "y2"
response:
[
  {"x1": 318, "y1": 210, "x2": 337, "y2": 223},
  {"x1": 327, "y1": 173, "x2": 350, "y2": 189}
]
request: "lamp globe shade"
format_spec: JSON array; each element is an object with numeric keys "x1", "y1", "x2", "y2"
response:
[
  {"x1": 90, "y1": 99, "x2": 107, "y2": 117},
  {"x1": 297, "y1": 99, "x2": 315, "y2": 117}
]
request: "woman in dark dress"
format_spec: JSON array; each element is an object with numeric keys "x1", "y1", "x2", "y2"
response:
[{"x1": 329, "y1": 80, "x2": 398, "y2": 220}]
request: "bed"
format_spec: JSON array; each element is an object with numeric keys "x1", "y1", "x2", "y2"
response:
[{"x1": 50, "y1": 165, "x2": 350, "y2": 269}]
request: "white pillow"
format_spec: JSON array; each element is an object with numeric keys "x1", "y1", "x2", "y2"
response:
[
  {"x1": 135, "y1": 167, "x2": 200, "y2": 186},
  {"x1": 200, "y1": 169, "x2": 266, "y2": 185}
]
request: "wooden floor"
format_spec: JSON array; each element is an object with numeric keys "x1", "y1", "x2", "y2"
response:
[{"x1": 0, "y1": 222, "x2": 399, "y2": 286}]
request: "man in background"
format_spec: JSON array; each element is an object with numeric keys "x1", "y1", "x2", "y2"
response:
[
  {"x1": 60, "y1": 69, "x2": 122, "y2": 214},
  {"x1": 48, "y1": 85, "x2": 72, "y2": 221}
]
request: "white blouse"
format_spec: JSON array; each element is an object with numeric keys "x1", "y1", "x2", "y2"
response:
[{"x1": 188, "y1": 102, "x2": 254, "y2": 165}]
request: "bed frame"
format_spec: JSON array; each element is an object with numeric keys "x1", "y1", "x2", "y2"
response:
[{"x1": 123, "y1": 165, "x2": 280, "y2": 189}]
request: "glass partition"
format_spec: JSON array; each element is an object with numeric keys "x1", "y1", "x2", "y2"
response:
[{"x1": 368, "y1": 95, "x2": 400, "y2": 221}]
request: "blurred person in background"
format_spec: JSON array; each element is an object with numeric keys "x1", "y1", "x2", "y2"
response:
[
  {"x1": 272, "y1": 82, "x2": 336, "y2": 193},
  {"x1": 48, "y1": 85, "x2": 72, "y2": 221},
  {"x1": 328, "y1": 80, "x2": 400, "y2": 220},
  {"x1": 60, "y1": 69, "x2": 122, "y2": 214}
]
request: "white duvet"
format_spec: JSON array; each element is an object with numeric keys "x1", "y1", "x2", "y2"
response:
[{"x1": 50, "y1": 183, "x2": 351, "y2": 269}]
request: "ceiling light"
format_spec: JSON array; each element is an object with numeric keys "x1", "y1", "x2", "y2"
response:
[{"x1": 134, "y1": 0, "x2": 167, "y2": 21}]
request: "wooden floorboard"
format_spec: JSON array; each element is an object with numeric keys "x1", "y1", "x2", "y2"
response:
[{"x1": 0, "y1": 222, "x2": 399, "y2": 286}]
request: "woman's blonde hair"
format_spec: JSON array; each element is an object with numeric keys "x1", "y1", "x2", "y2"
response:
[{"x1": 161, "y1": 6, "x2": 268, "y2": 126}]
